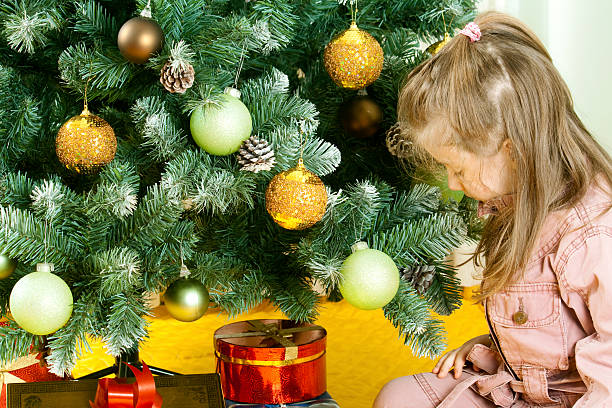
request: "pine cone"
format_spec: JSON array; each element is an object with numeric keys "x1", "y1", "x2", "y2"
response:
[
  {"x1": 237, "y1": 135, "x2": 276, "y2": 173},
  {"x1": 386, "y1": 123, "x2": 413, "y2": 158},
  {"x1": 160, "y1": 60, "x2": 195, "y2": 94},
  {"x1": 400, "y1": 265, "x2": 436, "y2": 294}
]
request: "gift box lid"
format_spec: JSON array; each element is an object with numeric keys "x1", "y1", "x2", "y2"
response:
[
  {"x1": 214, "y1": 320, "x2": 326, "y2": 362},
  {"x1": 7, "y1": 374, "x2": 224, "y2": 408}
]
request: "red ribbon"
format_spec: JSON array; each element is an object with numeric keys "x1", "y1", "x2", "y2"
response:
[{"x1": 89, "y1": 361, "x2": 163, "y2": 408}]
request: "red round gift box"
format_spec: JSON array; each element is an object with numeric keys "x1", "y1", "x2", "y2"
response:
[{"x1": 214, "y1": 319, "x2": 327, "y2": 404}]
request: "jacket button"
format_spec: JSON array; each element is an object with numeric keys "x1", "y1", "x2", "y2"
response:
[{"x1": 513, "y1": 310, "x2": 528, "y2": 325}]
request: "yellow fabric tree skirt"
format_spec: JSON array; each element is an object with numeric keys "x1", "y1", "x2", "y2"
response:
[{"x1": 72, "y1": 289, "x2": 487, "y2": 408}]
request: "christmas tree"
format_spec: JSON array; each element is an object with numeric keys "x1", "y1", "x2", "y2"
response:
[{"x1": 0, "y1": 0, "x2": 478, "y2": 376}]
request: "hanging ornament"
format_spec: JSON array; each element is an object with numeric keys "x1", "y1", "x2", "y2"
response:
[
  {"x1": 190, "y1": 87, "x2": 253, "y2": 156},
  {"x1": 9, "y1": 263, "x2": 73, "y2": 335},
  {"x1": 339, "y1": 242, "x2": 399, "y2": 310},
  {"x1": 237, "y1": 135, "x2": 276, "y2": 173},
  {"x1": 164, "y1": 265, "x2": 209, "y2": 322},
  {"x1": 160, "y1": 60, "x2": 194, "y2": 94},
  {"x1": 323, "y1": 21, "x2": 384, "y2": 90},
  {"x1": 386, "y1": 123, "x2": 414, "y2": 159},
  {"x1": 340, "y1": 92, "x2": 383, "y2": 139},
  {"x1": 400, "y1": 265, "x2": 436, "y2": 295},
  {"x1": 265, "y1": 158, "x2": 327, "y2": 230},
  {"x1": 117, "y1": 1, "x2": 163, "y2": 64},
  {"x1": 160, "y1": 41, "x2": 195, "y2": 94},
  {"x1": 426, "y1": 32, "x2": 451, "y2": 55},
  {"x1": 0, "y1": 254, "x2": 17, "y2": 280},
  {"x1": 56, "y1": 106, "x2": 117, "y2": 174}
]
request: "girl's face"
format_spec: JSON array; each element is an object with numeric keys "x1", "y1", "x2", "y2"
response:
[{"x1": 422, "y1": 139, "x2": 516, "y2": 202}]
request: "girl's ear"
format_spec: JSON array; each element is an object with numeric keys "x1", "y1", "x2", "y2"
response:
[{"x1": 502, "y1": 138, "x2": 516, "y2": 164}]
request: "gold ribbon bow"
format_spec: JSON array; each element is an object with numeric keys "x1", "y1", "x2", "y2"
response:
[{"x1": 215, "y1": 320, "x2": 325, "y2": 364}]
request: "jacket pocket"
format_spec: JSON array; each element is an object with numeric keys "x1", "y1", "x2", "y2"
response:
[{"x1": 489, "y1": 283, "x2": 569, "y2": 371}]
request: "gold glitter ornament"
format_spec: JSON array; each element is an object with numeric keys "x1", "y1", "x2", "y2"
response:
[
  {"x1": 323, "y1": 21, "x2": 384, "y2": 90},
  {"x1": 265, "y1": 159, "x2": 328, "y2": 230},
  {"x1": 426, "y1": 32, "x2": 451, "y2": 55},
  {"x1": 56, "y1": 108, "x2": 117, "y2": 174}
]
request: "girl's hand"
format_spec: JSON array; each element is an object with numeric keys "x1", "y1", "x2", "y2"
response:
[{"x1": 432, "y1": 334, "x2": 491, "y2": 379}]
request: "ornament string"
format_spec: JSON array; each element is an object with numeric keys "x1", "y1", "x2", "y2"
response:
[
  {"x1": 350, "y1": 0, "x2": 359, "y2": 24},
  {"x1": 299, "y1": 124, "x2": 304, "y2": 160},
  {"x1": 43, "y1": 219, "x2": 48, "y2": 264},
  {"x1": 233, "y1": 41, "x2": 248, "y2": 90},
  {"x1": 179, "y1": 242, "x2": 189, "y2": 278},
  {"x1": 83, "y1": 77, "x2": 92, "y2": 114}
]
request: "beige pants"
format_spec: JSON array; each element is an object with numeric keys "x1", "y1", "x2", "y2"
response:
[
  {"x1": 373, "y1": 371, "x2": 496, "y2": 407},
  {"x1": 372, "y1": 371, "x2": 581, "y2": 407}
]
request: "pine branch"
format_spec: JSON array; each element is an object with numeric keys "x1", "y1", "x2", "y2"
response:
[
  {"x1": 370, "y1": 213, "x2": 467, "y2": 267},
  {"x1": 193, "y1": 252, "x2": 250, "y2": 289},
  {"x1": 383, "y1": 282, "x2": 447, "y2": 358},
  {"x1": 241, "y1": 68, "x2": 319, "y2": 136},
  {"x1": 86, "y1": 161, "x2": 139, "y2": 221},
  {"x1": 211, "y1": 270, "x2": 268, "y2": 318},
  {"x1": 373, "y1": 184, "x2": 441, "y2": 231},
  {"x1": 268, "y1": 276, "x2": 319, "y2": 323},
  {"x1": 73, "y1": 0, "x2": 118, "y2": 43},
  {"x1": 193, "y1": 15, "x2": 252, "y2": 67},
  {"x1": 296, "y1": 241, "x2": 344, "y2": 289},
  {"x1": 161, "y1": 149, "x2": 213, "y2": 200},
  {"x1": 423, "y1": 261, "x2": 462, "y2": 316},
  {"x1": 103, "y1": 293, "x2": 150, "y2": 357},
  {"x1": 0, "y1": 321, "x2": 37, "y2": 365},
  {"x1": 58, "y1": 42, "x2": 134, "y2": 100},
  {"x1": 149, "y1": 0, "x2": 207, "y2": 44},
  {"x1": 0, "y1": 172, "x2": 35, "y2": 209},
  {"x1": 131, "y1": 96, "x2": 188, "y2": 161},
  {"x1": 46, "y1": 295, "x2": 96, "y2": 376},
  {"x1": 93, "y1": 247, "x2": 142, "y2": 298},
  {"x1": 317, "y1": 180, "x2": 393, "y2": 248},
  {"x1": 271, "y1": 132, "x2": 341, "y2": 177},
  {"x1": 0, "y1": 205, "x2": 81, "y2": 268},
  {"x1": 193, "y1": 168, "x2": 256, "y2": 216},
  {"x1": 109, "y1": 184, "x2": 183, "y2": 250},
  {"x1": 0, "y1": 0, "x2": 63, "y2": 54},
  {"x1": 248, "y1": 1, "x2": 297, "y2": 49}
]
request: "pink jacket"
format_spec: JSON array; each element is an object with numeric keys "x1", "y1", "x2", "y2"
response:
[{"x1": 442, "y1": 177, "x2": 612, "y2": 407}]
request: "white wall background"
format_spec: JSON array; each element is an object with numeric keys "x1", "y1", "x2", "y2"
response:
[{"x1": 478, "y1": 0, "x2": 612, "y2": 152}]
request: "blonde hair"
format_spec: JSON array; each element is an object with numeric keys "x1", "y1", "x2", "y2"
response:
[{"x1": 397, "y1": 11, "x2": 612, "y2": 300}]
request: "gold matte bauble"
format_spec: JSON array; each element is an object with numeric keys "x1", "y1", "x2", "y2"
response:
[
  {"x1": 340, "y1": 95, "x2": 383, "y2": 139},
  {"x1": 164, "y1": 278, "x2": 210, "y2": 322},
  {"x1": 56, "y1": 109, "x2": 117, "y2": 174},
  {"x1": 117, "y1": 16, "x2": 163, "y2": 64},
  {"x1": 265, "y1": 159, "x2": 328, "y2": 230},
  {"x1": 323, "y1": 22, "x2": 384, "y2": 90},
  {"x1": 0, "y1": 254, "x2": 17, "y2": 279}
]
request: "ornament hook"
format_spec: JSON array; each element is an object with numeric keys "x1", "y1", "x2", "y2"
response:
[
  {"x1": 141, "y1": 0, "x2": 152, "y2": 18},
  {"x1": 179, "y1": 241, "x2": 190, "y2": 278}
]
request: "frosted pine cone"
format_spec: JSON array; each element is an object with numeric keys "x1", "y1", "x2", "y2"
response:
[
  {"x1": 160, "y1": 60, "x2": 195, "y2": 94},
  {"x1": 386, "y1": 123, "x2": 413, "y2": 158},
  {"x1": 237, "y1": 136, "x2": 276, "y2": 173},
  {"x1": 400, "y1": 265, "x2": 436, "y2": 294}
]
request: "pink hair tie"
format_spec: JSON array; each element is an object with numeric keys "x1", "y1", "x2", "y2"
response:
[{"x1": 459, "y1": 22, "x2": 481, "y2": 42}]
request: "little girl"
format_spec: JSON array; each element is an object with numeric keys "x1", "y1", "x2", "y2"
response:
[{"x1": 374, "y1": 11, "x2": 612, "y2": 408}]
